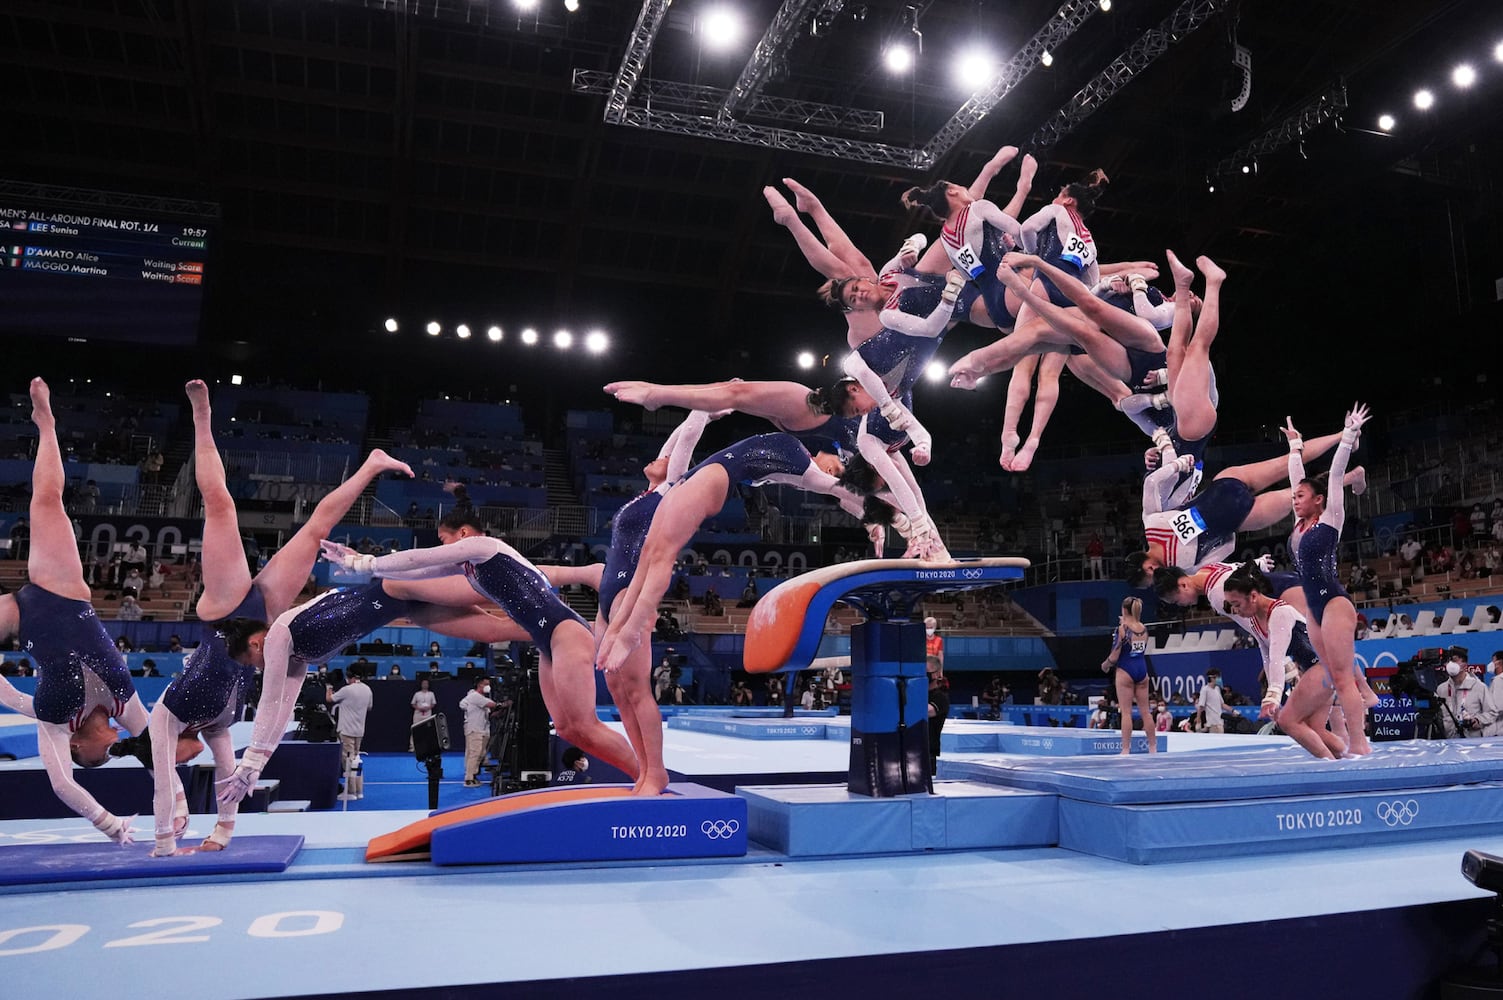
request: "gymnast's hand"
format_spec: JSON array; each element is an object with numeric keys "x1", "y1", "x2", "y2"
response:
[
  {"x1": 865, "y1": 522, "x2": 887, "y2": 556},
  {"x1": 1343, "y1": 402, "x2": 1372, "y2": 442},
  {"x1": 217, "y1": 762, "x2": 263, "y2": 805},
  {"x1": 93, "y1": 811, "x2": 137, "y2": 847},
  {"x1": 1254, "y1": 554, "x2": 1276, "y2": 575},
  {"x1": 319, "y1": 539, "x2": 372, "y2": 572},
  {"x1": 1143, "y1": 447, "x2": 1162, "y2": 471}
]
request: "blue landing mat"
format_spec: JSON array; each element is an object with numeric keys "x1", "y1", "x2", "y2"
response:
[
  {"x1": 667, "y1": 716, "x2": 834, "y2": 740},
  {"x1": 939, "y1": 740, "x2": 1503, "y2": 804},
  {"x1": 1062, "y1": 782, "x2": 1503, "y2": 864},
  {"x1": 940, "y1": 725, "x2": 1164, "y2": 755},
  {"x1": 0, "y1": 835, "x2": 305, "y2": 886},
  {"x1": 739, "y1": 781, "x2": 1057, "y2": 856},
  {"x1": 0, "y1": 724, "x2": 37, "y2": 759}
]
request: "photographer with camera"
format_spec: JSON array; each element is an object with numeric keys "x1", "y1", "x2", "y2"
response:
[
  {"x1": 1437, "y1": 651, "x2": 1494, "y2": 740},
  {"x1": 1485, "y1": 653, "x2": 1503, "y2": 737},
  {"x1": 460, "y1": 676, "x2": 505, "y2": 787}
]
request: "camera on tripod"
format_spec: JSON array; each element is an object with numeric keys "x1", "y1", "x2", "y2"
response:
[
  {"x1": 1389, "y1": 646, "x2": 1468, "y2": 739},
  {"x1": 293, "y1": 671, "x2": 337, "y2": 742}
]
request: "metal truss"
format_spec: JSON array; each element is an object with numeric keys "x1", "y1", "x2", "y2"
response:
[
  {"x1": 604, "y1": 0, "x2": 673, "y2": 125},
  {"x1": 721, "y1": 0, "x2": 824, "y2": 122},
  {"x1": 0, "y1": 179, "x2": 219, "y2": 220},
  {"x1": 919, "y1": 0, "x2": 1103, "y2": 165},
  {"x1": 572, "y1": 70, "x2": 882, "y2": 133},
  {"x1": 1210, "y1": 82, "x2": 1348, "y2": 176},
  {"x1": 614, "y1": 107, "x2": 923, "y2": 169},
  {"x1": 1028, "y1": 0, "x2": 1229, "y2": 151}
]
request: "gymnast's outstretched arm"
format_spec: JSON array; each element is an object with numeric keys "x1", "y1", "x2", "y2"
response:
[
  {"x1": 660, "y1": 410, "x2": 713, "y2": 484},
  {"x1": 36, "y1": 722, "x2": 134, "y2": 844},
  {"x1": 326, "y1": 536, "x2": 506, "y2": 580},
  {"x1": 0, "y1": 674, "x2": 34, "y2": 717}
]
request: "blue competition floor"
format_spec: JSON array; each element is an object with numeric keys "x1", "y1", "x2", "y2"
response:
[{"x1": 1, "y1": 730, "x2": 1500, "y2": 996}]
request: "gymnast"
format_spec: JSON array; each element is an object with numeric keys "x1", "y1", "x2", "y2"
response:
[
  {"x1": 0, "y1": 379, "x2": 149, "y2": 844},
  {"x1": 1285, "y1": 404, "x2": 1374, "y2": 756},
  {"x1": 584, "y1": 409, "x2": 717, "y2": 794},
  {"x1": 217, "y1": 574, "x2": 541, "y2": 805},
  {"x1": 596, "y1": 432, "x2": 882, "y2": 674},
  {"x1": 1221, "y1": 564, "x2": 1349, "y2": 759},
  {"x1": 603, "y1": 378, "x2": 938, "y2": 556},
  {"x1": 1128, "y1": 423, "x2": 1365, "y2": 583},
  {"x1": 185, "y1": 378, "x2": 414, "y2": 630},
  {"x1": 1099, "y1": 596, "x2": 1157, "y2": 755},
  {"x1": 308, "y1": 520, "x2": 643, "y2": 788},
  {"x1": 765, "y1": 179, "x2": 970, "y2": 462}
]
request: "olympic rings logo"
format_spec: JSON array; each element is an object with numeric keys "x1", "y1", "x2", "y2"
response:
[
  {"x1": 701, "y1": 819, "x2": 741, "y2": 840},
  {"x1": 962, "y1": 568, "x2": 983, "y2": 579},
  {"x1": 1375, "y1": 799, "x2": 1420, "y2": 827}
]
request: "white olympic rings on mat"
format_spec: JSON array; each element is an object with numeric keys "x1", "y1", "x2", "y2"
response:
[
  {"x1": 1375, "y1": 799, "x2": 1420, "y2": 827},
  {"x1": 701, "y1": 819, "x2": 741, "y2": 840}
]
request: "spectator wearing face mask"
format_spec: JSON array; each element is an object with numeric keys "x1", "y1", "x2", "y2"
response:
[
  {"x1": 1190, "y1": 669, "x2": 1226, "y2": 734},
  {"x1": 553, "y1": 746, "x2": 591, "y2": 784},
  {"x1": 924, "y1": 616, "x2": 944, "y2": 669},
  {"x1": 1437, "y1": 654, "x2": 1494, "y2": 739},
  {"x1": 460, "y1": 676, "x2": 500, "y2": 786}
]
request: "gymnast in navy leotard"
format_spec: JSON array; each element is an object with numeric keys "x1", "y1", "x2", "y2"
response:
[
  {"x1": 0, "y1": 378, "x2": 162, "y2": 846},
  {"x1": 149, "y1": 617, "x2": 268, "y2": 856},
  {"x1": 597, "y1": 433, "x2": 876, "y2": 675},
  {"x1": 1284, "y1": 405, "x2": 1375, "y2": 756},
  {"x1": 1100, "y1": 597, "x2": 1158, "y2": 755}
]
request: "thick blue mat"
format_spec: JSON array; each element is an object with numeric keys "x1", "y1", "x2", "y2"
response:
[
  {"x1": 667, "y1": 716, "x2": 833, "y2": 740},
  {"x1": 0, "y1": 835, "x2": 305, "y2": 886},
  {"x1": 940, "y1": 725, "x2": 1164, "y2": 755},
  {"x1": 1060, "y1": 782, "x2": 1503, "y2": 864},
  {"x1": 938, "y1": 740, "x2": 1503, "y2": 804}
]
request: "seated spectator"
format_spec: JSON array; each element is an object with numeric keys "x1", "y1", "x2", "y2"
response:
[
  {"x1": 142, "y1": 658, "x2": 160, "y2": 677},
  {"x1": 148, "y1": 560, "x2": 165, "y2": 591},
  {"x1": 115, "y1": 635, "x2": 134, "y2": 653},
  {"x1": 120, "y1": 568, "x2": 145, "y2": 598},
  {"x1": 737, "y1": 579, "x2": 759, "y2": 608},
  {"x1": 670, "y1": 576, "x2": 691, "y2": 602},
  {"x1": 703, "y1": 587, "x2": 724, "y2": 617},
  {"x1": 117, "y1": 594, "x2": 144, "y2": 621}
]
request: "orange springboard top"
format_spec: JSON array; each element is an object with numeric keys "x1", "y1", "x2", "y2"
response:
[
  {"x1": 743, "y1": 580, "x2": 822, "y2": 674},
  {"x1": 366, "y1": 785, "x2": 636, "y2": 860}
]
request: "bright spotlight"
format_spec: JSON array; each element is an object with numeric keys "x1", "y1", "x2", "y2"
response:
[
  {"x1": 231, "y1": 374, "x2": 243, "y2": 386},
  {"x1": 1495, "y1": 41, "x2": 1503, "y2": 64},
  {"x1": 954, "y1": 48, "x2": 996, "y2": 90},
  {"x1": 521, "y1": 327, "x2": 539, "y2": 346},
  {"x1": 796, "y1": 351, "x2": 816, "y2": 370},
  {"x1": 554, "y1": 329, "x2": 574, "y2": 350},
  {"x1": 1040, "y1": 49, "x2": 1054, "y2": 68},
  {"x1": 564, "y1": 0, "x2": 580, "y2": 10},
  {"x1": 884, "y1": 43, "x2": 914, "y2": 74},
  {"x1": 1377, "y1": 113, "x2": 1395, "y2": 132},
  {"x1": 700, "y1": 7, "x2": 743, "y2": 51},
  {"x1": 1413, "y1": 88, "x2": 1435, "y2": 110},
  {"x1": 925, "y1": 361, "x2": 947, "y2": 382},
  {"x1": 585, "y1": 330, "x2": 609, "y2": 354},
  {"x1": 1098, "y1": 0, "x2": 1111, "y2": 9},
  {"x1": 456, "y1": 324, "x2": 472, "y2": 339},
  {"x1": 1241, "y1": 164, "x2": 1251, "y2": 175},
  {"x1": 383, "y1": 317, "x2": 398, "y2": 333},
  {"x1": 512, "y1": 0, "x2": 539, "y2": 11},
  {"x1": 426, "y1": 321, "x2": 441, "y2": 336},
  {"x1": 486, "y1": 325, "x2": 503, "y2": 342},
  {"x1": 1452, "y1": 63, "x2": 1477, "y2": 89},
  {"x1": 1207, "y1": 182, "x2": 1215, "y2": 193}
]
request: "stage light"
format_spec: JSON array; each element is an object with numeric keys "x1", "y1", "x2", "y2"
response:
[
  {"x1": 1241, "y1": 163, "x2": 1250, "y2": 175},
  {"x1": 1098, "y1": 0, "x2": 1111, "y2": 9},
  {"x1": 486, "y1": 325, "x2": 503, "y2": 342},
  {"x1": 884, "y1": 43, "x2": 914, "y2": 74},
  {"x1": 1040, "y1": 49, "x2": 1054, "y2": 68},
  {"x1": 1452, "y1": 63, "x2": 1477, "y2": 89},
  {"x1": 383, "y1": 317, "x2": 399, "y2": 333},
  {"x1": 1207, "y1": 182, "x2": 1215, "y2": 193},
  {"x1": 700, "y1": 7, "x2": 743, "y2": 51},
  {"x1": 925, "y1": 361, "x2": 947, "y2": 382},
  {"x1": 797, "y1": 351, "x2": 816, "y2": 370},
  {"x1": 554, "y1": 329, "x2": 574, "y2": 349},
  {"x1": 954, "y1": 48, "x2": 997, "y2": 90},
  {"x1": 1414, "y1": 88, "x2": 1435, "y2": 110},
  {"x1": 1377, "y1": 113, "x2": 1395, "y2": 132},
  {"x1": 512, "y1": 0, "x2": 539, "y2": 11},
  {"x1": 426, "y1": 321, "x2": 441, "y2": 336},
  {"x1": 1495, "y1": 41, "x2": 1503, "y2": 64},
  {"x1": 231, "y1": 374, "x2": 243, "y2": 386},
  {"x1": 585, "y1": 330, "x2": 609, "y2": 354},
  {"x1": 456, "y1": 324, "x2": 472, "y2": 339},
  {"x1": 521, "y1": 327, "x2": 539, "y2": 345},
  {"x1": 564, "y1": 0, "x2": 579, "y2": 11}
]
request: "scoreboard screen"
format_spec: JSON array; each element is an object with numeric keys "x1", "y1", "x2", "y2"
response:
[{"x1": 0, "y1": 197, "x2": 214, "y2": 346}]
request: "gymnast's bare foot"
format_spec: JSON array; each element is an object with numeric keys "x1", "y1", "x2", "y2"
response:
[
  {"x1": 1166, "y1": 250, "x2": 1194, "y2": 290},
  {"x1": 362, "y1": 449, "x2": 413, "y2": 480},
  {"x1": 763, "y1": 186, "x2": 797, "y2": 227},
  {"x1": 1350, "y1": 466, "x2": 1367, "y2": 496},
  {"x1": 1195, "y1": 254, "x2": 1227, "y2": 285},
  {"x1": 29, "y1": 377, "x2": 53, "y2": 428}
]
